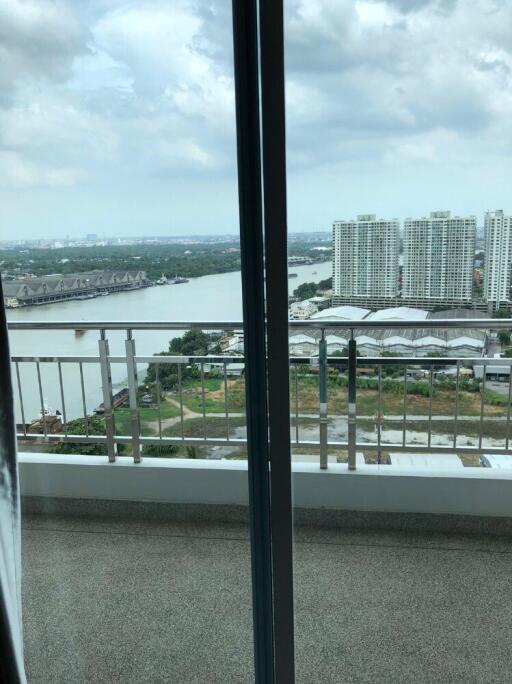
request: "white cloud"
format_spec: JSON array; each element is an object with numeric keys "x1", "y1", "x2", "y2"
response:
[
  {"x1": 284, "y1": 0, "x2": 512, "y2": 169},
  {"x1": 2, "y1": 0, "x2": 512, "y2": 236},
  {"x1": 0, "y1": 151, "x2": 84, "y2": 188},
  {"x1": 0, "y1": 0, "x2": 237, "y2": 192},
  {"x1": 0, "y1": 0, "x2": 88, "y2": 102}
]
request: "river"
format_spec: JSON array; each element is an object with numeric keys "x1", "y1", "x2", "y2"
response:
[{"x1": 7, "y1": 261, "x2": 332, "y2": 423}]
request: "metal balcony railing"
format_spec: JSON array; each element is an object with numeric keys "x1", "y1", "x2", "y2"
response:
[{"x1": 8, "y1": 318, "x2": 512, "y2": 469}]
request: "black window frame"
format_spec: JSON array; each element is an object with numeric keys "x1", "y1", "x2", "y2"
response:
[{"x1": 232, "y1": 0, "x2": 295, "y2": 681}]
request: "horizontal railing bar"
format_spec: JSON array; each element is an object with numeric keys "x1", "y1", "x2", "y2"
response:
[
  {"x1": 349, "y1": 357, "x2": 512, "y2": 367},
  {"x1": 16, "y1": 433, "x2": 247, "y2": 447},
  {"x1": 134, "y1": 355, "x2": 344, "y2": 365},
  {"x1": 297, "y1": 319, "x2": 508, "y2": 330},
  {"x1": 17, "y1": 434, "x2": 109, "y2": 443},
  {"x1": 356, "y1": 443, "x2": 512, "y2": 455},
  {"x1": 133, "y1": 355, "x2": 245, "y2": 364},
  {"x1": 7, "y1": 321, "x2": 243, "y2": 331},
  {"x1": 7, "y1": 318, "x2": 512, "y2": 331},
  {"x1": 11, "y1": 356, "x2": 101, "y2": 364},
  {"x1": 138, "y1": 356, "x2": 509, "y2": 368},
  {"x1": 9, "y1": 354, "x2": 339, "y2": 366},
  {"x1": 10, "y1": 354, "x2": 512, "y2": 368},
  {"x1": 16, "y1": 433, "x2": 512, "y2": 457}
]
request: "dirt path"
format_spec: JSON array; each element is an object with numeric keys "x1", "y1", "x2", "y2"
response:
[{"x1": 145, "y1": 396, "x2": 245, "y2": 433}]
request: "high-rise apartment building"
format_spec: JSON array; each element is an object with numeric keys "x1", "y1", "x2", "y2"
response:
[
  {"x1": 484, "y1": 210, "x2": 512, "y2": 311},
  {"x1": 332, "y1": 215, "x2": 399, "y2": 304},
  {"x1": 402, "y1": 211, "x2": 475, "y2": 305}
]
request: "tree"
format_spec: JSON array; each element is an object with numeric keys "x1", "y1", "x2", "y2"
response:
[
  {"x1": 142, "y1": 444, "x2": 179, "y2": 457},
  {"x1": 51, "y1": 416, "x2": 107, "y2": 455},
  {"x1": 380, "y1": 351, "x2": 403, "y2": 377},
  {"x1": 498, "y1": 330, "x2": 511, "y2": 346},
  {"x1": 293, "y1": 281, "x2": 318, "y2": 301},
  {"x1": 169, "y1": 330, "x2": 216, "y2": 355},
  {"x1": 317, "y1": 277, "x2": 332, "y2": 291},
  {"x1": 146, "y1": 330, "x2": 219, "y2": 390},
  {"x1": 331, "y1": 347, "x2": 360, "y2": 357},
  {"x1": 50, "y1": 416, "x2": 131, "y2": 455},
  {"x1": 292, "y1": 277, "x2": 332, "y2": 301},
  {"x1": 494, "y1": 307, "x2": 511, "y2": 319}
]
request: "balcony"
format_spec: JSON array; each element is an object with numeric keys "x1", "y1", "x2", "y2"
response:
[
  {"x1": 9, "y1": 319, "x2": 512, "y2": 681},
  {"x1": 22, "y1": 493, "x2": 512, "y2": 682}
]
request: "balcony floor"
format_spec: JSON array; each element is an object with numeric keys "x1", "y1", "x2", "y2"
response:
[{"x1": 22, "y1": 507, "x2": 512, "y2": 683}]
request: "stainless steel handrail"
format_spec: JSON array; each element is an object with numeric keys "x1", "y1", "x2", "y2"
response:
[
  {"x1": 7, "y1": 318, "x2": 512, "y2": 330},
  {"x1": 9, "y1": 319, "x2": 512, "y2": 468}
]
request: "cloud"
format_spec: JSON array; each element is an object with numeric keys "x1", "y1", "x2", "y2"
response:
[
  {"x1": 0, "y1": 0, "x2": 89, "y2": 103},
  {"x1": 284, "y1": 0, "x2": 512, "y2": 171},
  {"x1": 0, "y1": 151, "x2": 84, "y2": 188},
  {"x1": 2, "y1": 0, "x2": 512, "y2": 236},
  {"x1": 0, "y1": 0, "x2": 237, "y2": 193}
]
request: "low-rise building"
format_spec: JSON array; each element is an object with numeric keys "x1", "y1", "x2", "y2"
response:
[
  {"x1": 218, "y1": 331, "x2": 244, "y2": 354},
  {"x1": 2, "y1": 270, "x2": 149, "y2": 307},
  {"x1": 289, "y1": 300, "x2": 318, "y2": 320},
  {"x1": 308, "y1": 295, "x2": 331, "y2": 311},
  {"x1": 289, "y1": 306, "x2": 486, "y2": 357}
]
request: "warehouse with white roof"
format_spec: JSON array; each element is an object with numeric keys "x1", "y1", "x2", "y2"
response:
[
  {"x1": 310, "y1": 305, "x2": 370, "y2": 321},
  {"x1": 289, "y1": 306, "x2": 486, "y2": 357}
]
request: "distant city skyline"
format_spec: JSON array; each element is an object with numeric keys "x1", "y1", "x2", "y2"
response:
[
  {"x1": 0, "y1": 230, "x2": 333, "y2": 246},
  {"x1": 0, "y1": 216, "x2": 490, "y2": 245},
  {"x1": 2, "y1": 0, "x2": 512, "y2": 239}
]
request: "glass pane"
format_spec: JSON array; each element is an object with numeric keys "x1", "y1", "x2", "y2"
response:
[
  {"x1": 4, "y1": 1, "x2": 253, "y2": 680},
  {"x1": 285, "y1": 1, "x2": 512, "y2": 681}
]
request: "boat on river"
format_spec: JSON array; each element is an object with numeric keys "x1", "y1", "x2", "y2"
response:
[{"x1": 93, "y1": 388, "x2": 129, "y2": 415}]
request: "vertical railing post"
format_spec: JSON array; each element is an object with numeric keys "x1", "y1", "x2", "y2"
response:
[
  {"x1": 98, "y1": 330, "x2": 117, "y2": 463},
  {"x1": 348, "y1": 329, "x2": 357, "y2": 471},
  {"x1": 125, "y1": 329, "x2": 141, "y2": 463},
  {"x1": 319, "y1": 331, "x2": 328, "y2": 469}
]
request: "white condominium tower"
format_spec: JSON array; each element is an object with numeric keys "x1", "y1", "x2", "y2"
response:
[
  {"x1": 402, "y1": 211, "x2": 476, "y2": 304},
  {"x1": 332, "y1": 215, "x2": 399, "y2": 301},
  {"x1": 484, "y1": 210, "x2": 512, "y2": 310}
]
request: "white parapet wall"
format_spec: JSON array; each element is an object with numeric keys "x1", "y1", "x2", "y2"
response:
[{"x1": 18, "y1": 454, "x2": 512, "y2": 517}]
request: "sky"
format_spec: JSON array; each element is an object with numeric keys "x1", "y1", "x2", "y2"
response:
[{"x1": 1, "y1": 0, "x2": 512, "y2": 239}]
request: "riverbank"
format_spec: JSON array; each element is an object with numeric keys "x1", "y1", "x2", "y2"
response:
[
  {"x1": 1, "y1": 240, "x2": 330, "y2": 283},
  {"x1": 7, "y1": 261, "x2": 333, "y2": 423}
]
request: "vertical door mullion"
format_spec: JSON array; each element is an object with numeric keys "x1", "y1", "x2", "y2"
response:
[
  {"x1": 259, "y1": 0, "x2": 296, "y2": 681},
  {"x1": 231, "y1": 1, "x2": 274, "y2": 682},
  {"x1": 232, "y1": 0, "x2": 296, "y2": 680}
]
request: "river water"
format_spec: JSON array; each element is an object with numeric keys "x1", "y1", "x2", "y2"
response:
[{"x1": 7, "y1": 261, "x2": 331, "y2": 423}]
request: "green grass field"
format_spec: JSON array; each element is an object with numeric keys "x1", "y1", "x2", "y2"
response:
[
  {"x1": 114, "y1": 398, "x2": 180, "y2": 435},
  {"x1": 106, "y1": 373, "x2": 512, "y2": 451},
  {"x1": 162, "y1": 416, "x2": 247, "y2": 439}
]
